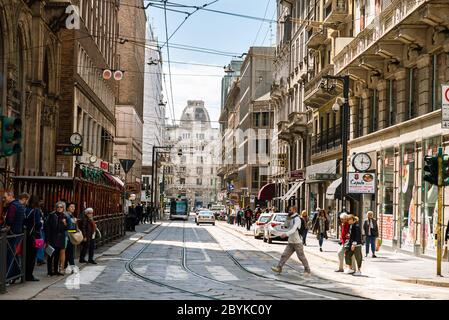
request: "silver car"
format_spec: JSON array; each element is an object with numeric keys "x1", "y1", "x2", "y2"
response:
[
  {"x1": 263, "y1": 213, "x2": 288, "y2": 244},
  {"x1": 196, "y1": 211, "x2": 216, "y2": 226}
]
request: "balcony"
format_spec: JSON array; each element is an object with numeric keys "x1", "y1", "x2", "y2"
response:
[
  {"x1": 287, "y1": 112, "x2": 308, "y2": 135},
  {"x1": 304, "y1": 65, "x2": 340, "y2": 109},
  {"x1": 307, "y1": 27, "x2": 327, "y2": 50},
  {"x1": 324, "y1": 0, "x2": 349, "y2": 24},
  {"x1": 277, "y1": 120, "x2": 293, "y2": 142},
  {"x1": 311, "y1": 125, "x2": 342, "y2": 155}
]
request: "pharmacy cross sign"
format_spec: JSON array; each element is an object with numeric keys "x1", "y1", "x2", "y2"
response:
[{"x1": 441, "y1": 85, "x2": 449, "y2": 128}]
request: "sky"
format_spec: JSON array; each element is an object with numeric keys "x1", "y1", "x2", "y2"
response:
[{"x1": 145, "y1": 0, "x2": 277, "y2": 128}]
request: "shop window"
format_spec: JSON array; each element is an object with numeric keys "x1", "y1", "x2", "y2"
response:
[
  {"x1": 399, "y1": 143, "x2": 416, "y2": 251},
  {"x1": 379, "y1": 148, "x2": 395, "y2": 240}
]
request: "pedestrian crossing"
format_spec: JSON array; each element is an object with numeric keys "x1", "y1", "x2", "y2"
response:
[{"x1": 205, "y1": 266, "x2": 239, "y2": 281}]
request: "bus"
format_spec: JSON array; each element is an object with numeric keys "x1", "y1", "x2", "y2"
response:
[{"x1": 169, "y1": 199, "x2": 189, "y2": 221}]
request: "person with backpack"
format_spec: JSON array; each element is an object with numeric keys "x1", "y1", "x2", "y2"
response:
[
  {"x1": 271, "y1": 206, "x2": 311, "y2": 276},
  {"x1": 24, "y1": 195, "x2": 43, "y2": 281}
]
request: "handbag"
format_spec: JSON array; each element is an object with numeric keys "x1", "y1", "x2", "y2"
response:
[
  {"x1": 34, "y1": 238, "x2": 44, "y2": 249},
  {"x1": 68, "y1": 226, "x2": 84, "y2": 245}
]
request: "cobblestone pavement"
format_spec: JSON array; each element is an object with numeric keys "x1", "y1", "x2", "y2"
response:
[{"x1": 6, "y1": 217, "x2": 449, "y2": 300}]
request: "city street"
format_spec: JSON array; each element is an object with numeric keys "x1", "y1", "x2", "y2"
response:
[{"x1": 3, "y1": 214, "x2": 448, "y2": 300}]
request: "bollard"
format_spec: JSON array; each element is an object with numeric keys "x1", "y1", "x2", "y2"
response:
[{"x1": 0, "y1": 230, "x2": 7, "y2": 294}]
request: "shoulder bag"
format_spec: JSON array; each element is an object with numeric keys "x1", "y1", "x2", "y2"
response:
[{"x1": 68, "y1": 222, "x2": 84, "y2": 245}]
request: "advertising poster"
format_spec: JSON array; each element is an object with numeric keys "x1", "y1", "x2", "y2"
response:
[{"x1": 348, "y1": 172, "x2": 375, "y2": 194}]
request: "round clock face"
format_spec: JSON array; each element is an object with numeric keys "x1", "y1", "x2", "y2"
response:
[
  {"x1": 70, "y1": 133, "x2": 83, "y2": 145},
  {"x1": 89, "y1": 156, "x2": 97, "y2": 163},
  {"x1": 352, "y1": 152, "x2": 371, "y2": 172}
]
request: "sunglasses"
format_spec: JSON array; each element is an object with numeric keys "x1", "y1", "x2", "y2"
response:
[{"x1": 57, "y1": 206, "x2": 64, "y2": 209}]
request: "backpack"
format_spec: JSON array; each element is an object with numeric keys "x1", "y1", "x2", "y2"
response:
[{"x1": 298, "y1": 217, "x2": 306, "y2": 237}]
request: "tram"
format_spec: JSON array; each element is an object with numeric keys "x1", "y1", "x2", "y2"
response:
[{"x1": 169, "y1": 198, "x2": 189, "y2": 221}]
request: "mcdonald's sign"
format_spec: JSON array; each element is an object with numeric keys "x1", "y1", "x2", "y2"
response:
[
  {"x1": 71, "y1": 146, "x2": 83, "y2": 156},
  {"x1": 56, "y1": 145, "x2": 83, "y2": 156}
]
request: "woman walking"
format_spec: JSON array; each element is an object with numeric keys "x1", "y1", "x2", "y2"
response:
[
  {"x1": 300, "y1": 210, "x2": 309, "y2": 246},
  {"x1": 24, "y1": 195, "x2": 43, "y2": 281},
  {"x1": 44, "y1": 201, "x2": 68, "y2": 276},
  {"x1": 79, "y1": 208, "x2": 98, "y2": 264},
  {"x1": 312, "y1": 209, "x2": 329, "y2": 252},
  {"x1": 64, "y1": 202, "x2": 79, "y2": 274},
  {"x1": 345, "y1": 214, "x2": 363, "y2": 276}
]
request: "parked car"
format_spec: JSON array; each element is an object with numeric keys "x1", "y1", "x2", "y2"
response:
[
  {"x1": 196, "y1": 210, "x2": 216, "y2": 226},
  {"x1": 263, "y1": 213, "x2": 288, "y2": 244},
  {"x1": 254, "y1": 213, "x2": 272, "y2": 239}
]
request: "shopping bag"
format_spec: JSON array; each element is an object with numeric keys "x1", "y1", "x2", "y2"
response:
[{"x1": 376, "y1": 238, "x2": 382, "y2": 251}]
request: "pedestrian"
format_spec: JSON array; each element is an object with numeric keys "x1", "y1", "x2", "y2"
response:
[
  {"x1": 312, "y1": 209, "x2": 329, "y2": 252},
  {"x1": 363, "y1": 211, "x2": 379, "y2": 258},
  {"x1": 136, "y1": 203, "x2": 143, "y2": 225},
  {"x1": 44, "y1": 201, "x2": 68, "y2": 276},
  {"x1": 311, "y1": 207, "x2": 321, "y2": 228},
  {"x1": 36, "y1": 200, "x2": 46, "y2": 266},
  {"x1": 271, "y1": 206, "x2": 311, "y2": 276},
  {"x1": 245, "y1": 206, "x2": 253, "y2": 231},
  {"x1": 64, "y1": 202, "x2": 79, "y2": 274},
  {"x1": 236, "y1": 207, "x2": 242, "y2": 226},
  {"x1": 345, "y1": 214, "x2": 363, "y2": 276},
  {"x1": 24, "y1": 195, "x2": 43, "y2": 281},
  {"x1": 335, "y1": 212, "x2": 356, "y2": 273},
  {"x1": 255, "y1": 206, "x2": 262, "y2": 220},
  {"x1": 128, "y1": 204, "x2": 136, "y2": 231},
  {"x1": 143, "y1": 204, "x2": 149, "y2": 224},
  {"x1": 144, "y1": 204, "x2": 150, "y2": 224},
  {"x1": 3, "y1": 191, "x2": 27, "y2": 282},
  {"x1": 300, "y1": 210, "x2": 309, "y2": 246},
  {"x1": 79, "y1": 208, "x2": 98, "y2": 264}
]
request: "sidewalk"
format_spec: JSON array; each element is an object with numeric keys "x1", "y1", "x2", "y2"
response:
[
  {"x1": 0, "y1": 222, "x2": 160, "y2": 300},
  {"x1": 220, "y1": 222, "x2": 449, "y2": 288}
]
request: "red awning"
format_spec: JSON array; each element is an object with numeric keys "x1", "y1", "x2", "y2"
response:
[
  {"x1": 257, "y1": 183, "x2": 275, "y2": 201},
  {"x1": 104, "y1": 172, "x2": 124, "y2": 189}
]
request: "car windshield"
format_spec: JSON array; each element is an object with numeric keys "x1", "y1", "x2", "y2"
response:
[
  {"x1": 199, "y1": 211, "x2": 213, "y2": 216},
  {"x1": 258, "y1": 216, "x2": 270, "y2": 223},
  {"x1": 274, "y1": 214, "x2": 287, "y2": 222}
]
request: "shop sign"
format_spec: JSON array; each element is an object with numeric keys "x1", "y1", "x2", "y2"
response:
[
  {"x1": 348, "y1": 172, "x2": 375, "y2": 194},
  {"x1": 442, "y1": 85, "x2": 449, "y2": 128},
  {"x1": 100, "y1": 161, "x2": 109, "y2": 170},
  {"x1": 309, "y1": 173, "x2": 339, "y2": 181},
  {"x1": 290, "y1": 170, "x2": 304, "y2": 180}
]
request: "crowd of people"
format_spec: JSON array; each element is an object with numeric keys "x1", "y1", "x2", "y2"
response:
[
  {"x1": 1, "y1": 191, "x2": 100, "y2": 286},
  {"x1": 126, "y1": 203, "x2": 156, "y2": 231}
]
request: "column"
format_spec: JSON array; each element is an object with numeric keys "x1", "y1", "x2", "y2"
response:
[
  {"x1": 348, "y1": 97, "x2": 357, "y2": 140},
  {"x1": 97, "y1": 124, "x2": 102, "y2": 156},
  {"x1": 394, "y1": 68, "x2": 407, "y2": 124},
  {"x1": 377, "y1": 80, "x2": 388, "y2": 130},
  {"x1": 361, "y1": 89, "x2": 371, "y2": 136}
]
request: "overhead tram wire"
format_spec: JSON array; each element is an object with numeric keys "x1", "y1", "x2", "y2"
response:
[
  {"x1": 163, "y1": 0, "x2": 176, "y2": 126},
  {"x1": 253, "y1": 0, "x2": 272, "y2": 46}
]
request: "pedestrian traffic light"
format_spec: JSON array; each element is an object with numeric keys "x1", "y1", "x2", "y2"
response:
[
  {"x1": 1, "y1": 116, "x2": 22, "y2": 156},
  {"x1": 178, "y1": 149, "x2": 182, "y2": 156},
  {"x1": 423, "y1": 155, "x2": 438, "y2": 185},
  {"x1": 442, "y1": 155, "x2": 449, "y2": 186}
]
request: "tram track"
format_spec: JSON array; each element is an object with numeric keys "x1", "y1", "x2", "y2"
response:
[{"x1": 212, "y1": 223, "x2": 371, "y2": 300}]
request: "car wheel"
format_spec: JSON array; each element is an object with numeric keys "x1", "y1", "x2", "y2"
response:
[
  {"x1": 196, "y1": 223, "x2": 199, "y2": 226},
  {"x1": 212, "y1": 223, "x2": 215, "y2": 226}
]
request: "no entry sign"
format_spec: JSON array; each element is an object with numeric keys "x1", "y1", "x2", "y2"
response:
[{"x1": 442, "y1": 85, "x2": 449, "y2": 128}]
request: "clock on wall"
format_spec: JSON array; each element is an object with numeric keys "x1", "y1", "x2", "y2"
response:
[
  {"x1": 70, "y1": 133, "x2": 83, "y2": 146},
  {"x1": 352, "y1": 152, "x2": 371, "y2": 172}
]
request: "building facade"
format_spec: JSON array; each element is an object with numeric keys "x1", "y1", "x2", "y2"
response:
[
  {"x1": 141, "y1": 23, "x2": 165, "y2": 203},
  {"x1": 219, "y1": 47, "x2": 275, "y2": 210},
  {"x1": 165, "y1": 101, "x2": 220, "y2": 209},
  {"x1": 56, "y1": 0, "x2": 118, "y2": 178},
  {"x1": 114, "y1": 0, "x2": 146, "y2": 191}
]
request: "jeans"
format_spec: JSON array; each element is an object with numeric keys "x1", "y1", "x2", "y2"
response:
[
  {"x1": 318, "y1": 233, "x2": 325, "y2": 247},
  {"x1": 301, "y1": 229, "x2": 308, "y2": 245},
  {"x1": 246, "y1": 219, "x2": 251, "y2": 231},
  {"x1": 278, "y1": 243, "x2": 310, "y2": 272},
  {"x1": 365, "y1": 235, "x2": 376, "y2": 255},
  {"x1": 65, "y1": 239, "x2": 75, "y2": 267},
  {"x1": 36, "y1": 231, "x2": 45, "y2": 262}
]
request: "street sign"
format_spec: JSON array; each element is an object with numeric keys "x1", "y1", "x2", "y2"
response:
[
  {"x1": 56, "y1": 145, "x2": 83, "y2": 156},
  {"x1": 441, "y1": 85, "x2": 449, "y2": 128},
  {"x1": 119, "y1": 159, "x2": 135, "y2": 173}
]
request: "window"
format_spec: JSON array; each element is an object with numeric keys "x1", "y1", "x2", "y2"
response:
[
  {"x1": 211, "y1": 168, "x2": 214, "y2": 174},
  {"x1": 180, "y1": 178, "x2": 185, "y2": 185},
  {"x1": 252, "y1": 167, "x2": 259, "y2": 189},
  {"x1": 432, "y1": 53, "x2": 445, "y2": 111},
  {"x1": 196, "y1": 178, "x2": 202, "y2": 186},
  {"x1": 370, "y1": 89, "x2": 379, "y2": 133},
  {"x1": 386, "y1": 79, "x2": 396, "y2": 127},
  {"x1": 211, "y1": 179, "x2": 214, "y2": 186},
  {"x1": 196, "y1": 167, "x2": 203, "y2": 174},
  {"x1": 197, "y1": 133, "x2": 205, "y2": 140},
  {"x1": 262, "y1": 112, "x2": 269, "y2": 127},
  {"x1": 356, "y1": 97, "x2": 363, "y2": 138},
  {"x1": 197, "y1": 156, "x2": 203, "y2": 164},
  {"x1": 253, "y1": 113, "x2": 260, "y2": 127},
  {"x1": 407, "y1": 67, "x2": 419, "y2": 120},
  {"x1": 180, "y1": 167, "x2": 186, "y2": 172}
]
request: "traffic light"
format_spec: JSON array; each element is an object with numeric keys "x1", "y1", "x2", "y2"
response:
[
  {"x1": 423, "y1": 155, "x2": 438, "y2": 185},
  {"x1": 145, "y1": 189, "x2": 150, "y2": 198},
  {"x1": 1, "y1": 116, "x2": 22, "y2": 156},
  {"x1": 442, "y1": 155, "x2": 449, "y2": 186},
  {"x1": 178, "y1": 149, "x2": 182, "y2": 156}
]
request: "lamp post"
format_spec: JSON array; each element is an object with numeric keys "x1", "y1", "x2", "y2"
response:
[{"x1": 322, "y1": 75, "x2": 350, "y2": 212}]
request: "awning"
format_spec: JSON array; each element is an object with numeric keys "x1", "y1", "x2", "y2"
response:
[
  {"x1": 104, "y1": 172, "x2": 125, "y2": 188},
  {"x1": 258, "y1": 183, "x2": 275, "y2": 201},
  {"x1": 281, "y1": 181, "x2": 304, "y2": 201},
  {"x1": 326, "y1": 177, "x2": 342, "y2": 200}
]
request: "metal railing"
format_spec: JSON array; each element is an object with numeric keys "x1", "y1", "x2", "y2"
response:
[
  {"x1": 311, "y1": 125, "x2": 342, "y2": 154},
  {"x1": 1, "y1": 229, "x2": 26, "y2": 294}
]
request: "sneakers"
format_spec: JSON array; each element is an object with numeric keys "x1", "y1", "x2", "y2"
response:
[
  {"x1": 271, "y1": 266, "x2": 282, "y2": 274},
  {"x1": 353, "y1": 270, "x2": 362, "y2": 276},
  {"x1": 344, "y1": 269, "x2": 355, "y2": 274},
  {"x1": 65, "y1": 265, "x2": 73, "y2": 275},
  {"x1": 334, "y1": 269, "x2": 344, "y2": 272},
  {"x1": 72, "y1": 265, "x2": 80, "y2": 274}
]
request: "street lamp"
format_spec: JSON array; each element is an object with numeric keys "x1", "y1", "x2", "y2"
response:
[{"x1": 322, "y1": 75, "x2": 350, "y2": 212}]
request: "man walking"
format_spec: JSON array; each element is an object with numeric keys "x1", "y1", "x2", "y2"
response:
[
  {"x1": 244, "y1": 206, "x2": 253, "y2": 231},
  {"x1": 135, "y1": 203, "x2": 143, "y2": 225},
  {"x1": 271, "y1": 206, "x2": 311, "y2": 276}
]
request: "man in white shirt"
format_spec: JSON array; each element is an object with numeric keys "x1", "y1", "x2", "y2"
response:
[{"x1": 271, "y1": 207, "x2": 311, "y2": 276}]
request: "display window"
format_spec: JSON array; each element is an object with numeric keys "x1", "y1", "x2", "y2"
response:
[
  {"x1": 399, "y1": 143, "x2": 416, "y2": 251},
  {"x1": 379, "y1": 148, "x2": 394, "y2": 241}
]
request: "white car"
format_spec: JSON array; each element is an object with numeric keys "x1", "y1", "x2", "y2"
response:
[
  {"x1": 263, "y1": 213, "x2": 288, "y2": 244},
  {"x1": 196, "y1": 210, "x2": 216, "y2": 226},
  {"x1": 254, "y1": 213, "x2": 272, "y2": 239}
]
